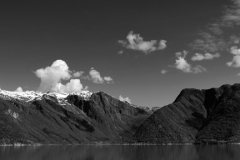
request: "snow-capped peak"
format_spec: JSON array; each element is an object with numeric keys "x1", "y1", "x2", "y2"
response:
[
  {"x1": 69, "y1": 90, "x2": 93, "y2": 100},
  {"x1": 45, "y1": 92, "x2": 69, "y2": 99},
  {"x1": 0, "y1": 89, "x2": 93, "y2": 102},
  {"x1": 0, "y1": 90, "x2": 43, "y2": 102}
]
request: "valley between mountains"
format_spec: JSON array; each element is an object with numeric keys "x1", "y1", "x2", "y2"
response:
[{"x1": 1, "y1": 83, "x2": 240, "y2": 145}]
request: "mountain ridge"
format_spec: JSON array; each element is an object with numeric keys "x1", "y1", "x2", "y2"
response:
[
  {"x1": 2, "y1": 84, "x2": 240, "y2": 145},
  {"x1": 134, "y1": 83, "x2": 240, "y2": 144},
  {"x1": 0, "y1": 90, "x2": 151, "y2": 145}
]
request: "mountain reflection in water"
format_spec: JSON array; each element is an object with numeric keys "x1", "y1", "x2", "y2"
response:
[{"x1": 1, "y1": 144, "x2": 240, "y2": 160}]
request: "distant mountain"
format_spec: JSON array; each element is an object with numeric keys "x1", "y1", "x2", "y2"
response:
[
  {"x1": 134, "y1": 84, "x2": 240, "y2": 144},
  {"x1": 0, "y1": 90, "x2": 150, "y2": 145}
]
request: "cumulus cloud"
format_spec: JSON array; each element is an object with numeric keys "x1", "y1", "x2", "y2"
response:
[
  {"x1": 51, "y1": 79, "x2": 83, "y2": 93},
  {"x1": 158, "y1": 40, "x2": 167, "y2": 50},
  {"x1": 88, "y1": 68, "x2": 114, "y2": 84},
  {"x1": 161, "y1": 70, "x2": 168, "y2": 74},
  {"x1": 104, "y1": 76, "x2": 114, "y2": 83},
  {"x1": 226, "y1": 46, "x2": 240, "y2": 67},
  {"x1": 175, "y1": 57, "x2": 191, "y2": 73},
  {"x1": 227, "y1": 55, "x2": 240, "y2": 67},
  {"x1": 119, "y1": 95, "x2": 131, "y2": 104},
  {"x1": 15, "y1": 87, "x2": 23, "y2": 92},
  {"x1": 230, "y1": 46, "x2": 240, "y2": 55},
  {"x1": 191, "y1": 53, "x2": 220, "y2": 61},
  {"x1": 35, "y1": 60, "x2": 71, "y2": 92},
  {"x1": 174, "y1": 51, "x2": 207, "y2": 73},
  {"x1": 118, "y1": 31, "x2": 167, "y2": 54},
  {"x1": 35, "y1": 60, "x2": 84, "y2": 93},
  {"x1": 73, "y1": 71, "x2": 84, "y2": 78},
  {"x1": 89, "y1": 68, "x2": 104, "y2": 84}
]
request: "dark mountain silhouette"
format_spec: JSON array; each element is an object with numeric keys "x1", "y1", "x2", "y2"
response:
[{"x1": 134, "y1": 84, "x2": 240, "y2": 143}]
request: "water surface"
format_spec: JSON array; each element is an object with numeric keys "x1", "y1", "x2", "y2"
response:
[{"x1": 1, "y1": 144, "x2": 240, "y2": 160}]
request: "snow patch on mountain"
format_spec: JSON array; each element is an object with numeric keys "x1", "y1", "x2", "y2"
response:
[
  {"x1": 0, "y1": 89, "x2": 93, "y2": 102},
  {"x1": 69, "y1": 90, "x2": 93, "y2": 100},
  {"x1": 0, "y1": 90, "x2": 42, "y2": 102}
]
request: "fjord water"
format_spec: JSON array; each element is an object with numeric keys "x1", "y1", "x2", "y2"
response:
[{"x1": 1, "y1": 145, "x2": 240, "y2": 160}]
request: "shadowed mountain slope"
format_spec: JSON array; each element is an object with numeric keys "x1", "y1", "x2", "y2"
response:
[
  {"x1": 3, "y1": 83, "x2": 240, "y2": 145},
  {"x1": 0, "y1": 91, "x2": 150, "y2": 145},
  {"x1": 134, "y1": 84, "x2": 240, "y2": 143}
]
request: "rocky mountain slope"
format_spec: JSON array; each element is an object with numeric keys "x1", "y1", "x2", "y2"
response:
[
  {"x1": 0, "y1": 90, "x2": 150, "y2": 145},
  {"x1": 3, "y1": 83, "x2": 240, "y2": 145},
  {"x1": 134, "y1": 83, "x2": 240, "y2": 144}
]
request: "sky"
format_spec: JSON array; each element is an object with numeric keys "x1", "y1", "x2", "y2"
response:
[{"x1": 1, "y1": 0, "x2": 240, "y2": 107}]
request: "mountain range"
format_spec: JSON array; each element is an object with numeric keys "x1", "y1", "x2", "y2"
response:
[
  {"x1": 0, "y1": 90, "x2": 151, "y2": 145},
  {"x1": 1, "y1": 83, "x2": 240, "y2": 145}
]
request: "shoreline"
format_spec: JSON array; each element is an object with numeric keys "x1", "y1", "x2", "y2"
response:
[{"x1": 1, "y1": 142, "x2": 240, "y2": 147}]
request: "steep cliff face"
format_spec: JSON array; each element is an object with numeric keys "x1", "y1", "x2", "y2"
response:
[
  {"x1": 66, "y1": 92, "x2": 150, "y2": 142},
  {"x1": 134, "y1": 84, "x2": 239, "y2": 143},
  {"x1": 0, "y1": 91, "x2": 150, "y2": 145},
  {"x1": 196, "y1": 84, "x2": 240, "y2": 143},
  {"x1": 134, "y1": 88, "x2": 206, "y2": 143}
]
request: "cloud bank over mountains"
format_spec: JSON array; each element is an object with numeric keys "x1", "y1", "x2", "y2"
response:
[
  {"x1": 34, "y1": 60, "x2": 113, "y2": 93},
  {"x1": 35, "y1": 60, "x2": 83, "y2": 93}
]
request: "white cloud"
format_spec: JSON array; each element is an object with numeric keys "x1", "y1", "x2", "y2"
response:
[
  {"x1": 35, "y1": 60, "x2": 85, "y2": 93},
  {"x1": 175, "y1": 57, "x2": 191, "y2": 73},
  {"x1": 227, "y1": 46, "x2": 240, "y2": 67},
  {"x1": 119, "y1": 95, "x2": 131, "y2": 104},
  {"x1": 88, "y1": 68, "x2": 114, "y2": 84},
  {"x1": 118, "y1": 31, "x2": 167, "y2": 54},
  {"x1": 104, "y1": 76, "x2": 114, "y2": 83},
  {"x1": 227, "y1": 55, "x2": 240, "y2": 67},
  {"x1": 175, "y1": 50, "x2": 188, "y2": 58},
  {"x1": 161, "y1": 70, "x2": 168, "y2": 74},
  {"x1": 230, "y1": 46, "x2": 240, "y2": 55},
  {"x1": 15, "y1": 87, "x2": 23, "y2": 92},
  {"x1": 52, "y1": 79, "x2": 83, "y2": 93},
  {"x1": 191, "y1": 53, "x2": 220, "y2": 61},
  {"x1": 73, "y1": 71, "x2": 84, "y2": 78},
  {"x1": 89, "y1": 68, "x2": 104, "y2": 84},
  {"x1": 35, "y1": 60, "x2": 71, "y2": 92},
  {"x1": 158, "y1": 40, "x2": 167, "y2": 50},
  {"x1": 174, "y1": 51, "x2": 207, "y2": 73}
]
